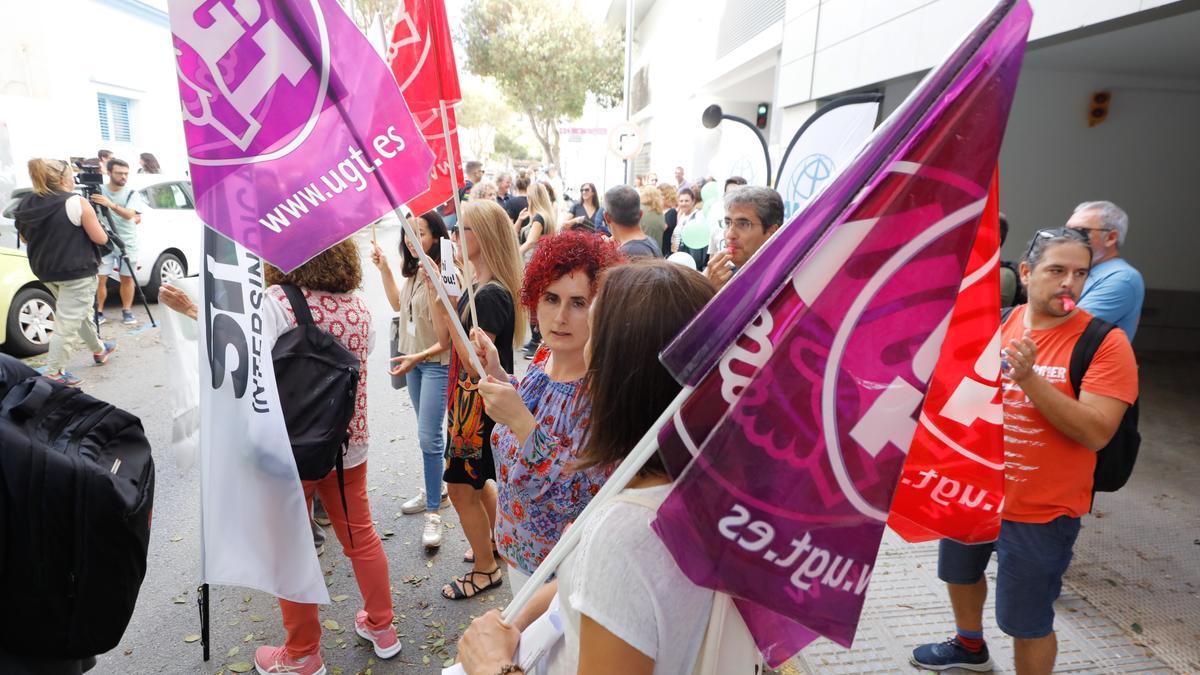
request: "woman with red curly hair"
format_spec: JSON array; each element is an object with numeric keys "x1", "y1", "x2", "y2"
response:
[{"x1": 473, "y1": 230, "x2": 623, "y2": 593}]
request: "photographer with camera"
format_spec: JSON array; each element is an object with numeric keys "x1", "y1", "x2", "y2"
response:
[
  {"x1": 12, "y1": 159, "x2": 117, "y2": 386},
  {"x1": 90, "y1": 158, "x2": 146, "y2": 326}
]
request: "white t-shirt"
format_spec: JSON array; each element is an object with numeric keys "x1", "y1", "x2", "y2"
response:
[
  {"x1": 64, "y1": 194, "x2": 85, "y2": 226},
  {"x1": 537, "y1": 484, "x2": 714, "y2": 675}
]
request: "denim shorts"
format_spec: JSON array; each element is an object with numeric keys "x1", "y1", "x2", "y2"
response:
[{"x1": 938, "y1": 516, "x2": 1081, "y2": 639}]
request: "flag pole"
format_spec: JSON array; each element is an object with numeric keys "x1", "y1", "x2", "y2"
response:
[{"x1": 440, "y1": 99, "x2": 478, "y2": 330}]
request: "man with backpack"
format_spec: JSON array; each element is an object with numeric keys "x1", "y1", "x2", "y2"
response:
[{"x1": 911, "y1": 227, "x2": 1138, "y2": 675}]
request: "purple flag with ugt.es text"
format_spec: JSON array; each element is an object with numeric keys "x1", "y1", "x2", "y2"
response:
[
  {"x1": 651, "y1": 0, "x2": 1032, "y2": 663},
  {"x1": 168, "y1": 0, "x2": 434, "y2": 272}
]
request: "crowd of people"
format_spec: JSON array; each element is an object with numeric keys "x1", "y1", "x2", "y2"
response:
[{"x1": 10, "y1": 152, "x2": 1146, "y2": 675}]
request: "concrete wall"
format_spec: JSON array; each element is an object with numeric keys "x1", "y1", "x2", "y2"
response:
[
  {"x1": 0, "y1": 0, "x2": 186, "y2": 181},
  {"x1": 881, "y1": 64, "x2": 1200, "y2": 351}
]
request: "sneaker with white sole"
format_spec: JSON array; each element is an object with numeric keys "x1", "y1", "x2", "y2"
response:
[
  {"x1": 121, "y1": 309, "x2": 137, "y2": 325},
  {"x1": 423, "y1": 512, "x2": 443, "y2": 548},
  {"x1": 254, "y1": 645, "x2": 326, "y2": 675},
  {"x1": 910, "y1": 637, "x2": 994, "y2": 672},
  {"x1": 400, "y1": 484, "x2": 450, "y2": 514},
  {"x1": 355, "y1": 610, "x2": 402, "y2": 659}
]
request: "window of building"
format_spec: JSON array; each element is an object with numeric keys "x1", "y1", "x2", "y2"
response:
[{"x1": 97, "y1": 94, "x2": 132, "y2": 143}]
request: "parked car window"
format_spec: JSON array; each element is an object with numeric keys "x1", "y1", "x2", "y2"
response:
[{"x1": 142, "y1": 183, "x2": 192, "y2": 210}]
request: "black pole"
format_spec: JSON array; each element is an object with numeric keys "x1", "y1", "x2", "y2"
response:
[
  {"x1": 701, "y1": 104, "x2": 772, "y2": 187},
  {"x1": 95, "y1": 203, "x2": 158, "y2": 327},
  {"x1": 723, "y1": 114, "x2": 772, "y2": 188},
  {"x1": 198, "y1": 583, "x2": 210, "y2": 661},
  {"x1": 773, "y1": 93, "x2": 883, "y2": 190}
]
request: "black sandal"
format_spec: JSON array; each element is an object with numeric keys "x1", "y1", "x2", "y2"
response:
[{"x1": 441, "y1": 567, "x2": 503, "y2": 600}]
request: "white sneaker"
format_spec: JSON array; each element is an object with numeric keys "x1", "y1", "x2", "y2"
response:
[
  {"x1": 400, "y1": 484, "x2": 450, "y2": 514},
  {"x1": 422, "y1": 513, "x2": 443, "y2": 549}
]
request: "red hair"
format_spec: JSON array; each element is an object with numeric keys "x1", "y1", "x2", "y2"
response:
[{"x1": 520, "y1": 231, "x2": 624, "y2": 313}]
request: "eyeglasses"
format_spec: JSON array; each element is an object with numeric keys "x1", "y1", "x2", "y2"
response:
[
  {"x1": 1023, "y1": 227, "x2": 1089, "y2": 262},
  {"x1": 722, "y1": 217, "x2": 760, "y2": 232},
  {"x1": 1068, "y1": 225, "x2": 1111, "y2": 236},
  {"x1": 580, "y1": 187, "x2": 592, "y2": 193}
]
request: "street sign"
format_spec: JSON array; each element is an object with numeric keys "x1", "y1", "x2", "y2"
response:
[{"x1": 608, "y1": 122, "x2": 643, "y2": 160}]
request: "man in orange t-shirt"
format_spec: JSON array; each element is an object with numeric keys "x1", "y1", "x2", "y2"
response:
[{"x1": 913, "y1": 228, "x2": 1138, "y2": 675}]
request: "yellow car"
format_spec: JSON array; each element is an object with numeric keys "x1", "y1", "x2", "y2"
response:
[{"x1": 0, "y1": 247, "x2": 55, "y2": 356}]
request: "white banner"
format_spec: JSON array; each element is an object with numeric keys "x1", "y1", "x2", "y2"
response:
[
  {"x1": 199, "y1": 227, "x2": 329, "y2": 604},
  {"x1": 776, "y1": 96, "x2": 881, "y2": 222}
]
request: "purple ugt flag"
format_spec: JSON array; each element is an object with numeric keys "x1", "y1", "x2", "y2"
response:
[
  {"x1": 650, "y1": 0, "x2": 1032, "y2": 659},
  {"x1": 168, "y1": 0, "x2": 434, "y2": 272}
]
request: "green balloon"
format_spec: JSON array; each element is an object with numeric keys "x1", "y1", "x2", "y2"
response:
[
  {"x1": 700, "y1": 181, "x2": 721, "y2": 205},
  {"x1": 680, "y1": 220, "x2": 710, "y2": 250}
]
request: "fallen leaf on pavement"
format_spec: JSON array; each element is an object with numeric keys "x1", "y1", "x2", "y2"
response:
[
  {"x1": 227, "y1": 646, "x2": 240, "y2": 658},
  {"x1": 170, "y1": 536, "x2": 184, "y2": 543},
  {"x1": 332, "y1": 594, "x2": 350, "y2": 602},
  {"x1": 227, "y1": 662, "x2": 254, "y2": 673},
  {"x1": 322, "y1": 619, "x2": 341, "y2": 631},
  {"x1": 183, "y1": 634, "x2": 201, "y2": 643}
]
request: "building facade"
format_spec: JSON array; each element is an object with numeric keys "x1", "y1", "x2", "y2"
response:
[{"x1": 609, "y1": 0, "x2": 1200, "y2": 351}]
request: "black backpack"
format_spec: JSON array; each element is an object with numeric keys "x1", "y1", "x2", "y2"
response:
[
  {"x1": 1001, "y1": 307, "x2": 1140, "y2": 494},
  {"x1": 1068, "y1": 317, "x2": 1141, "y2": 493},
  {"x1": 0, "y1": 354, "x2": 154, "y2": 659},
  {"x1": 271, "y1": 285, "x2": 360, "y2": 529}
]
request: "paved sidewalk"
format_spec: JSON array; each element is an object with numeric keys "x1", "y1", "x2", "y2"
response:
[{"x1": 785, "y1": 356, "x2": 1200, "y2": 674}]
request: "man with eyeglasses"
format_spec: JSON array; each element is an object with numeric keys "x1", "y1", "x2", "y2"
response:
[
  {"x1": 1065, "y1": 200, "x2": 1144, "y2": 340},
  {"x1": 912, "y1": 227, "x2": 1138, "y2": 674},
  {"x1": 703, "y1": 186, "x2": 783, "y2": 289}
]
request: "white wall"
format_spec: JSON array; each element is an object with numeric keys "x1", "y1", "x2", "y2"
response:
[
  {"x1": 779, "y1": 0, "x2": 1186, "y2": 107},
  {"x1": 0, "y1": 0, "x2": 187, "y2": 180}
]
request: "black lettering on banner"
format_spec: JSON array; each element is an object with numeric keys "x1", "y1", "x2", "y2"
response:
[{"x1": 204, "y1": 227, "x2": 249, "y2": 397}]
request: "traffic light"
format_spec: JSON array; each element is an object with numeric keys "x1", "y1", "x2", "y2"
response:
[
  {"x1": 756, "y1": 103, "x2": 769, "y2": 130},
  {"x1": 1088, "y1": 91, "x2": 1110, "y2": 127}
]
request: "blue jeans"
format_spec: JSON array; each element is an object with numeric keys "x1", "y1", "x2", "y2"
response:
[
  {"x1": 938, "y1": 516, "x2": 1082, "y2": 639},
  {"x1": 406, "y1": 362, "x2": 450, "y2": 512}
]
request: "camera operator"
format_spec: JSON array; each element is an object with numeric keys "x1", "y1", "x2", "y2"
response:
[
  {"x1": 90, "y1": 158, "x2": 146, "y2": 326},
  {"x1": 12, "y1": 159, "x2": 117, "y2": 386}
]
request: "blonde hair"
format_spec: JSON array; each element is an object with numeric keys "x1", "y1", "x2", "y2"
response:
[
  {"x1": 526, "y1": 182, "x2": 559, "y2": 238},
  {"x1": 638, "y1": 185, "x2": 664, "y2": 213},
  {"x1": 461, "y1": 200, "x2": 528, "y2": 344},
  {"x1": 470, "y1": 181, "x2": 498, "y2": 202},
  {"x1": 28, "y1": 158, "x2": 72, "y2": 196},
  {"x1": 657, "y1": 183, "x2": 678, "y2": 208}
]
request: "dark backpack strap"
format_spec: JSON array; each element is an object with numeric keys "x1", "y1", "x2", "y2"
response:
[
  {"x1": 281, "y1": 284, "x2": 314, "y2": 326},
  {"x1": 1000, "y1": 305, "x2": 1016, "y2": 323},
  {"x1": 1068, "y1": 317, "x2": 1116, "y2": 397},
  {"x1": 335, "y1": 444, "x2": 353, "y2": 548}
]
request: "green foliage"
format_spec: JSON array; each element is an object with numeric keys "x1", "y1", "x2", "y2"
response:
[
  {"x1": 493, "y1": 129, "x2": 533, "y2": 161},
  {"x1": 461, "y1": 0, "x2": 623, "y2": 166}
]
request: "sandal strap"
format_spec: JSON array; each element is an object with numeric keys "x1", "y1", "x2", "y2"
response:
[{"x1": 443, "y1": 568, "x2": 502, "y2": 600}]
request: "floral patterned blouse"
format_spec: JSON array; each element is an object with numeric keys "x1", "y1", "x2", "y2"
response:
[{"x1": 491, "y1": 347, "x2": 610, "y2": 575}]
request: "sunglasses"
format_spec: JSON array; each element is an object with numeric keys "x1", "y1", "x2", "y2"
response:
[{"x1": 1023, "y1": 227, "x2": 1089, "y2": 262}]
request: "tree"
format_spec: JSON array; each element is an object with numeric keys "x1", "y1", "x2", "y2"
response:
[
  {"x1": 457, "y1": 76, "x2": 516, "y2": 161},
  {"x1": 461, "y1": 0, "x2": 622, "y2": 167},
  {"x1": 338, "y1": 0, "x2": 396, "y2": 32},
  {"x1": 493, "y1": 129, "x2": 533, "y2": 162}
]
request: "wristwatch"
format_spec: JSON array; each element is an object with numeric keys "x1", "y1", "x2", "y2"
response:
[{"x1": 496, "y1": 665, "x2": 524, "y2": 675}]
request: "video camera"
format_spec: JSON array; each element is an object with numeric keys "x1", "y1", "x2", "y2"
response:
[{"x1": 72, "y1": 158, "x2": 105, "y2": 198}]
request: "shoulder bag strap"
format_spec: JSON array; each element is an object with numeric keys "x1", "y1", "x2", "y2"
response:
[
  {"x1": 1068, "y1": 317, "x2": 1116, "y2": 398},
  {"x1": 280, "y1": 284, "x2": 314, "y2": 326}
]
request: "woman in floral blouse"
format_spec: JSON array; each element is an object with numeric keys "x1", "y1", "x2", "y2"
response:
[{"x1": 474, "y1": 230, "x2": 623, "y2": 592}]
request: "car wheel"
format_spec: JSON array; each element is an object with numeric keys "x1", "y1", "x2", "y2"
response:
[
  {"x1": 145, "y1": 252, "x2": 185, "y2": 302},
  {"x1": 5, "y1": 287, "x2": 55, "y2": 357}
]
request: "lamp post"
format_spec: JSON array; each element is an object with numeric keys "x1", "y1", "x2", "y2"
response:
[{"x1": 702, "y1": 104, "x2": 772, "y2": 187}]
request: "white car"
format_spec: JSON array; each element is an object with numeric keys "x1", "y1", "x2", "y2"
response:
[{"x1": 1, "y1": 174, "x2": 201, "y2": 300}]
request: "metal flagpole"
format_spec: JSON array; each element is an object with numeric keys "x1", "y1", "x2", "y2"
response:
[
  {"x1": 622, "y1": 0, "x2": 634, "y2": 184},
  {"x1": 439, "y1": 99, "x2": 478, "y2": 331}
]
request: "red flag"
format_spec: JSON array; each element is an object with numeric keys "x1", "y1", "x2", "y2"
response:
[
  {"x1": 387, "y1": 0, "x2": 462, "y2": 110},
  {"x1": 386, "y1": 0, "x2": 465, "y2": 214},
  {"x1": 404, "y1": 106, "x2": 464, "y2": 217},
  {"x1": 887, "y1": 170, "x2": 1005, "y2": 544}
]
